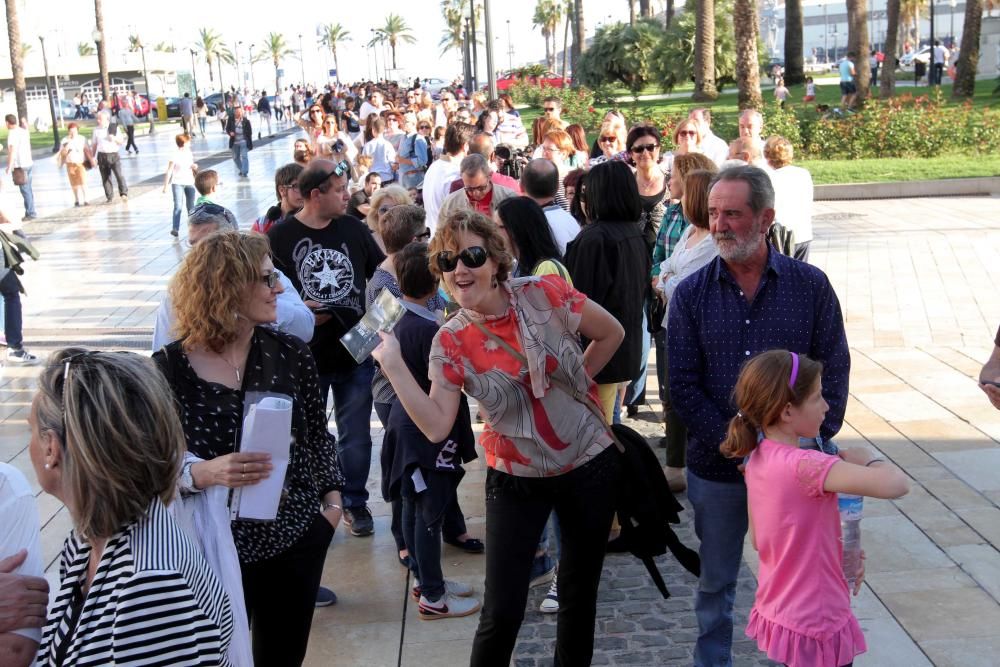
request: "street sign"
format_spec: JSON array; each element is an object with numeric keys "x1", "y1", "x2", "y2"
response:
[
  {"x1": 329, "y1": 69, "x2": 337, "y2": 77},
  {"x1": 277, "y1": 68, "x2": 284, "y2": 77}
]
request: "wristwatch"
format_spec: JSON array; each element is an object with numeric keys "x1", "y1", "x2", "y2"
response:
[{"x1": 180, "y1": 461, "x2": 202, "y2": 493}]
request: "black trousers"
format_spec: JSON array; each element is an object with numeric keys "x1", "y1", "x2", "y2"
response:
[
  {"x1": 241, "y1": 514, "x2": 334, "y2": 667},
  {"x1": 124, "y1": 125, "x2": 138, "y2": 152},
  {"x1": 402, "y1": 469, "x2": 461, "y2": 601},
  {"x1": 470, "y1": 446, "x2": 620, "y2": 667},
  {"x1": 97, "y1": 152, "x2": 127, "y2": 199},
  {"x1": 654, "y1": 331, "x2": 687, "y2": 468}
]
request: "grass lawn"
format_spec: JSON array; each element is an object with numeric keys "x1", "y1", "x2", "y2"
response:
[
  {"x1": 0, "y1": 118, "x2": 176, "y2": 151},
  {"x1": 803, "y1": 153, "x2": 1000, "y2": 185}
]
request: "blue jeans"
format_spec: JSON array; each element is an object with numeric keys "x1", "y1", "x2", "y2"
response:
[
  {"x1": 320, "y1": 359, "x2": 375, "y2": 509},
  {"x1": 16, "y1": 166, "x2": 36, "y2": 217},
  {"x1": 171, "y1": 184, "x2": 196, "y2": 232},
  {"x1": 402, "y1": 469, "x2": 460, "y2": 602},
  {"x1": 232, "y1": 142, "x2": 249, "y2": 175},
  {"x1": 687, "y1": 471, "x2": 748, "y2": 667},
  {"x1": 0, "y1": 271, "x2": 23, "y2": 349},
  {"x1": 624, "y1": 306, "x2": 651, "y2": 407},
  {"x1": 197, "y1": 116, "x2": 207, "y2": 135}
]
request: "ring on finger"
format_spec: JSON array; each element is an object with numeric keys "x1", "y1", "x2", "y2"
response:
[
  {"x1": 241, "y1": 472, "x2": 245, "y2": 481},
  {"x1": 242, "y1": 463, "x2": 247, "y2": 474}
]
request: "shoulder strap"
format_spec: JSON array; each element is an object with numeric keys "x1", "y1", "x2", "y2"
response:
[{"x1": 469, "y1": 319, "x2": 624, "y2": 453}]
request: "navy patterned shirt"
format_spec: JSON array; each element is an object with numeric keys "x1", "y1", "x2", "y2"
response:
[{"x1": 667, "y1": 246, "x2": 851, "y2": 483}]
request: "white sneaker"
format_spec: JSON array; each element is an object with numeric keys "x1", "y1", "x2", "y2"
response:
[
  {"x1": 418, "y1": 593, "x2": 481, "y2": 620},
  {"x1": 6, "y1": 348, "x2": 38, "y2": 365},
  {"x1": 539, "y1": 575, "x2": 559, "y2": 614},
  {"x1": 412, "y1": 578, "x2": 474, "y2": 599}
]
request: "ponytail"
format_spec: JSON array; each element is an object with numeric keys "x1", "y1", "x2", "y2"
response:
[{"x1": 721, "y1": 411, "x2": 761, "y2": 459}]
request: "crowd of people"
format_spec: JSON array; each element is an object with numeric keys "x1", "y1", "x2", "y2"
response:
[{"x1": 0, "y1": 76, "x2": 931, "y2": 667}]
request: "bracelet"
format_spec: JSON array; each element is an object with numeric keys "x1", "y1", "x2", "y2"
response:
[
  {"x1": 865, "y1": 458, "x2": 886, "y2": 467},
  {"x1": 322, "y1": 503, "x2": 343, "y2": 513}
]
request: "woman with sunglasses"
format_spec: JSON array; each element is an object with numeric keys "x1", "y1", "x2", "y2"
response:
[
  {"x1": 589, "y1": 119, "x2": 627, "y2": 166},
  {"x1": 665, "y1": 118, "x2": 704, "y2": 175},
  {"x1": 373, "y1": 209, "x2": 625, "y2": 666},
  {"x1": 383, "y1": 111, "x2": 406, "y2": 153},
  {"x1": 398, "y1": 116, "x2": 432, "y2": 191},
  {"x1": 31, "y1": 349, "x2": 235, "y2": 666},
  {"x1": 154, "y1": 231, "x2": 344, "y2": 667},
  {"x1": 296, "y1": 104, "x2": 327, "y2": 156}
]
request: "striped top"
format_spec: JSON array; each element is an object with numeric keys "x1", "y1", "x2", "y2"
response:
[{"x1": 37, "y1": 498, "x2": 233, "y2": 666}]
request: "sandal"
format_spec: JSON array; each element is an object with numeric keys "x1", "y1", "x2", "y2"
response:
[{"x1": 443, "y1": 536, "x2": 485, "y2": 554}]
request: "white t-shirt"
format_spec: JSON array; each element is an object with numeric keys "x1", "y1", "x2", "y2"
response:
[
  {"x1": 170, "y1": 147, "x2": 196, "y2": 186},
  {"x1": 423, "y1": 157, "x2": 461, "y2": 234},
  {"x1": 0, "y1": 462, "x2": 44, "y2": 643},
  {"x1": 93, "y1": 126, "x2": 123, "y2": 154},
  {"x1": 362, "y1": 136, "x2": 396, "y2": 181},
  {"x1": 700, "y1": 131, "x2": 730, "y2": 168},
  {"x1": 770, "y1": 164, "x2": 814, "y2": 244},
  {"x1": 542, "y1": 204, "x2": 581, "y2": 256},
  {"x1": 7, "y1": 126, "x2": 33, "y2": 169},
  {"x1": 61, "y1": 134, "x2": 87, "y2": 164},
  {"x1": 359, "y1": 101, "x2": 383, "y2": 123}
]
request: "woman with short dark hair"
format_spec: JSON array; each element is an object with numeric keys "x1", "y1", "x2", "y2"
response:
[
  {"x1": 565, "y1": 161, "x2": 651, "y2": 421},
  {"x1": 494, "y1": 197, "x2": 568, "y2": 280}
]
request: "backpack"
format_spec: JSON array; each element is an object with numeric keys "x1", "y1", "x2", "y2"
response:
[{"x1": 469, "y1": 320, "x2": 700, "y2": 598}]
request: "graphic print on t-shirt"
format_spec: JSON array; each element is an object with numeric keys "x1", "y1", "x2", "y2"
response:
[{"x1": 292, "y1": 238, "x2": 364, "y2": 315}]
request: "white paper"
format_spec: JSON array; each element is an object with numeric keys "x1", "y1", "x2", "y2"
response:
[
  {"x1": 234, "y1": 397, "x2": 293, "y2": 521},
  {"x1": 411, "y1": 468, "x2": 427, "y2": 494}
]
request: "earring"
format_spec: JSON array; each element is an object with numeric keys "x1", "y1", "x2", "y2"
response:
[
  {"x1": 491, "y1": 274, "x2": 498, "y2": 288},
  {"x1": 44, "y1": 463, "x2": 50, "y2": 470}
]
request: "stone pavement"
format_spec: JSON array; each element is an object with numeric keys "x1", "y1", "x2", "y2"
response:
[{"x1": 0, "y1": 131, "x2": 998, "y2": 666}]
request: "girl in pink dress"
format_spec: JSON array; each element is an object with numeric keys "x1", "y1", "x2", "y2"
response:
[{"x1": 721, "y1": 350, "x2": 911, "y2": 667}]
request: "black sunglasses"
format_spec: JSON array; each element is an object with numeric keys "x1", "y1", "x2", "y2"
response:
[
  {"x1": 321, "y1": 159, "x2": 352, "y2": 181},
  {"x1": 544, "y1": 107, "x2": 556, "y2": 112},
  {"x1": 630, "y1": 143, "x2": 659, "y2": 154},
  {"x1": 435, "y1": 246, "x2": 488, "y2": 273}
]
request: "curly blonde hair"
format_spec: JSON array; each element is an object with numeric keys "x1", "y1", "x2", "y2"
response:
[
  {"x1": 169, "y1": 231, "x2": 272, "y2": 353},
  {"x1": 428, "y1": 209, "x2": 513, "y2": 283},
  {"x1": 366, "y1": 185, "x2": 413, "y2": 237},
  {"x1": 764, "y1": 135, "x2": 795, "y2": 169}
]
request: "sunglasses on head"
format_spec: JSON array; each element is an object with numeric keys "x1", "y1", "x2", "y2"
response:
[
  {"x1": 631, "y1": 143, "x2": 659, "y2": 154},
  {"x1": 435, "y1": 246, "x2": 488, "y2": 272},
  {"x1": 544, "y1": 107, "x2": 556, "y2": 112}
]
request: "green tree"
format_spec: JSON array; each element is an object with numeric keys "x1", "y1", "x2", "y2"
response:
[
  {"x1": 846, "y1": 0, "x2": 870, "y2": 102},
  {"x1": 899, "y1": 0, "x2": 922, "y2": 49},
  {"x1": 4, "y1": 0, "x2": 27, "y2": 122},
  {"x1": 783, "y1": 0, "x2": 804, "y2": 85},
  {"x1": 693, "y1": 0, "x2": 717, "y2": 100},
  {"x1": 734, "y1": 0, "x2": 762, "y2": 109},
  {"x1": 319, "y1": 23, "x2": 351, "y2": 83},
  {"x1": 953, "y1": 0, "x2": 983, "y2": 98},
  {"x1": 375, "y1": 13, "x2": 416, "y2": 70},
  {"x1": 575, "y1": 19, "x2": 664, "y2": 101},
  {"x1": 78, "y1": 41, "x2": 95, "y2": 57},
  {"x1": 572, "y1": 0, "x2": 585, "y2": 73},
  {"x1": 262, "y1": 32, "x2": 294, "y2": 94},
  {"x1": 652, "y1": 0, "x2": 737, "y2": 94},
  {"x1": 195, "y1": 28, "x2": 232, "y2": 85},
  {"x1": 154, "y1": 41, "x2": 176, "y2": 53}
]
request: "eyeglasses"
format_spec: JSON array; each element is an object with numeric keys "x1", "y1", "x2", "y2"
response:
[
  {"x1": 418, "y1": 124, "x2": 431, "y2": 130},
  {"x1": 464, "y1": 182, "x2": 491, "y2": 195},
  {"x1": 259, "y1": 272, "x2": 279, "y2": 289},
  {"x1": 599, "y1": 136, "x2": 617, "y2": 143},
  {"x1": 630, "y1": 143, "x2": 659, "y2": 154},
  {"x1": 435, "y1": 246, "x2": 488, "y2": 272},
  {"x1": 678, "y1": 130, "x2": 698, "y2": 137}
]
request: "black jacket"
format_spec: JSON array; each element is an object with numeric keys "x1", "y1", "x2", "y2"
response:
[
  {"x1": 565, "y1": 219, "x2": 651, "y2": 384},
  {"x1": 225, "y1": 116, "x2": 253, "y2": 149}
]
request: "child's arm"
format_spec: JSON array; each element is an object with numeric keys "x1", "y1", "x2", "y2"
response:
[
  {"x1": 747, "y1": 502, "x2": 757, "y2": 551},
  {"x1": 823, "y1": 447, "x2": 911, "y2": 499}
]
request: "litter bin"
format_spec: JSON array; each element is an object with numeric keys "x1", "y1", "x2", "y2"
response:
[{"x1": 156, "y1": 96, "x2": 167, "y2": 121}]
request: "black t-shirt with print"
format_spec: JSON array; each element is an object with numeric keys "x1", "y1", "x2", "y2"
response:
[{"x1": 268, "y1": 214, "x2": 385, "y2": 374}]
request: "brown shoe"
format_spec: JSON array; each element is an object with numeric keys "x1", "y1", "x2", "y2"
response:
[{"x1": 664, "y1": 466, "x2": 687, "y2": 493}]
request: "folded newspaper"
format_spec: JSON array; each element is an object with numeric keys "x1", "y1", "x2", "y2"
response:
[{"x1": 340, "y1": 288, "x2": 406, "y2": 363}]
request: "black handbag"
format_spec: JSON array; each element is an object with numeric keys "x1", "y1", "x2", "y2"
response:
[{"x1": 646, "y1": 295, "x2": 666, "y2": 335}]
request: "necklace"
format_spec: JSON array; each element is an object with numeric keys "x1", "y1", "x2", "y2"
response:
[
  {"x1": 217, "y1": 349, "x2": 245, "y2": 384},
  {"x1": 637, "y1": 170, "x2": 663, "y2": 194}
]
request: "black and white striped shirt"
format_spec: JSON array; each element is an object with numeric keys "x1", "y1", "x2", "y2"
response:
[{"x1": 37, "y1": 499, "x2": 234, "y2": 666}]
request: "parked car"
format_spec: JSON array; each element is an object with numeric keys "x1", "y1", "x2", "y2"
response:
[
  {"x1": 151, "y1": 97, "x2": 182, "y2": 119},
  {"x1": 899, "y1": 46, "x2": 931, "y2": 70},
  {"x1": 115, "y1": 93, "x2": 150, "y2": 117},
  {"x1": 420, "y1": 77, "x2": 450, "y2": 100},
  {"x1": 496, "y1": 70, "x2": 570, "y2": 91},
  {"x1": 202, "y1": 92, "x2": 227, "y2": 116}
]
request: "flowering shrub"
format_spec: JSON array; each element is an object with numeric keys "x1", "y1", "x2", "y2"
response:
[{"x1": 507, "y1": 81, "x2": 601, "y2": 128}]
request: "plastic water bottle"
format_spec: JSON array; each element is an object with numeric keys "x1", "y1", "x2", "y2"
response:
[{"x1": 839, "y1": 494, "x2": 864, "y2": 589}]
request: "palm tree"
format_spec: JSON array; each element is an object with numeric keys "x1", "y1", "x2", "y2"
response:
[
  {"x1": 846, "y1": 0, "x2": 870, "y2": 102},
  {"x1": 899, "y1": 0, "x2": 922, "y2": 50},
  {"x1": 733, "y1": 0, "x2": 762, "y2": 109},
  {"x1": 319, "y1": 23, "x2": 350, "y2": 83},
  {"x1": 154, "y1": 41, "x2": 176, "y2": 53},
  {"x1": 953, "y1": 0, "x2": 983, "y2": 97},
  {"x1": 4, "y1": 0, "x2": 27, "y2": 122},
  {"x1": 880, "y1": 0, "x2": 900, "y2": 97},
  {"x1": 94, "y1": 0, "x2": 110, "y2": 101},
  {"x1": 78, "y1": 41, "x2": 96, "y2": 57},
  {"x1": 692, "y1": 0, "x2": 717, "y2": 100},
  {"x1": 534, "y1": 0, "x2": 561, "y2": 71},
  {"x1": 783, "y1": 0, "x2": 804, "y2": 85},
  {"x1": 195, "y1": 28, "x2": 231, "y2": 87},
  {"x1": 665, "y1": 0, "x2": 674, "y2": 27},
  {"x1": 440, "y1": 4, "x2": 465, "y2": 56},
  {"x1": 639, "y1": 0, "x2": 652, "y2": 18},
  {"x1": 562, "y1": 0, "x2": 573, "y2": 80},
  {"x1": 572, "y1": 0, "x2": 585, "y2": 72},
  {"x1": 262, "y1": 32, "x2": 294, "y2": 94},
  {"x1": 375, "y1": 14, "x2": 416, "y2": 71},
  {"x1": 628, "y1": 0, "x2": 636, "y2": 26}
]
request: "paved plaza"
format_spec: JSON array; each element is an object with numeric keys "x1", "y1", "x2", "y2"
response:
[{"x1": 0, "y1": 125, "x2": 998, "y2": 666}]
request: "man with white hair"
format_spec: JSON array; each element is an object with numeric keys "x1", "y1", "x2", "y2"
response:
[
  {"x1": 737, "y1": 109, "x2": 764, "y2": 149},
  {"x1": 91, "y1": 111, "x2": 128, "y2": 202},
  {"x1": 688, "y1": 108, "x2": 729, "y2": 167}
]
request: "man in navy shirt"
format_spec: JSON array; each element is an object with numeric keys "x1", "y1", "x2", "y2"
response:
[{"x1": 667, "y1": 166, "x2": 850, "y2": 666}]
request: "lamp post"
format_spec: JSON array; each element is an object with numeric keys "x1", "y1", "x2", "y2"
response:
[
  {"x1": 370, "y1": 29, "x2": 380, "y2": 81},
  {"x1": 467, "y1": 1, "x2": 479, "y2": 90},
  {"x1": 248, "y1": 44, "x2": 256, "y2": 91},
  {"x1": 483, "y1": 0, "x2": 497, "y2": 98},
  {"x1": 949, "y1": 0, "x2": 957, "y2": 45},
  {"x1": 91, "y1": 28, "x2": 108, "y2": 101},
  {"x1": 823, "y1": 3, "x2": 829, "y2": 61},
  {"x1": 298, "y1": 34, "x2": 305, "y2": 85},
  {"x1": 506, "y1": 19, "x2": 513, "y2": 71},
  {"x1": 38, "y1": 36, "x2": 60, "y2": 152},
  {"x1": 463, "y1": 18, "x2": 473, "y2": 92},
  {"x1": 236, "y1": 41, "x2": 243, "y2": 92},
  {"x1": 190, "y1": 49, "x2": 199, "y2": 96}
]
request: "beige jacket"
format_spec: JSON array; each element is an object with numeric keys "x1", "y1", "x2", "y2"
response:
[{"x1": 438, "y1": 181, "x2": 518, "y2": 224}]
